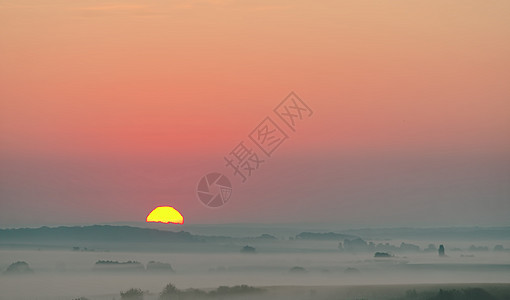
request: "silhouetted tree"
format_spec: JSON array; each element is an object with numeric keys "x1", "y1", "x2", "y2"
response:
[
  {"x1": 159, "y1": 283, "x2": 179, "y2": 300},
  {"x1": 438, "y1": 244, "x2": 445, "y2": 257}
]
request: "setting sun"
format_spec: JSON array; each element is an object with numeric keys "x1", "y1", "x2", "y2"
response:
[{"x1": 146, "y1": 206, "x2": 184, "y2": 225}]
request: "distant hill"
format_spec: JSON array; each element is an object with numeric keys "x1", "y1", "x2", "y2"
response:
[
  {"x1": 0, "y1": 225, "x2": 201, "y2": 244},
  {"x1": 1, "y1": 225, "x2": 508, "y2": 253},
  {"x1": 0, "y1": 225, "x2": 284, "y2": 252},
  {"x1": 342, "y1": 227, "x2": 510, "y2": 241}
]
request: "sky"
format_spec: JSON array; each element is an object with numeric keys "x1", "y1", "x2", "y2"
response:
[{"x1": 1, "y1": 0, "x2": 509, "y2": 227}]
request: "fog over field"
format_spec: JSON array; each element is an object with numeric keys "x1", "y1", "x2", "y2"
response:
[{"x1": 1, "y1": 225, "x2": 509, "y2": 299}]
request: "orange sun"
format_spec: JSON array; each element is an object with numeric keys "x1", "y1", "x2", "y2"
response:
[{"x1": 146, "y1": 206, "x2": 184, "y2": 224}]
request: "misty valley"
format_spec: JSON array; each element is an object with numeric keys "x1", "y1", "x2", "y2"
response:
[{"x1": 0, "y1": 225, "x2": 509, "y2": 299}]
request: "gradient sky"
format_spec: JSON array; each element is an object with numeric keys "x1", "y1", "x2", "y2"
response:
[{"x1": 1, "y1": 0, "x2": 509, "y2": 227}]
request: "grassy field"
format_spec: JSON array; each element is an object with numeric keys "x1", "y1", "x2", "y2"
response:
[
  {"x1": 96, "y1": 283, "x2": 510, "y2": 300},
  {"x1": 258, "y1": 283, "x2": 510, "y2": 300}
]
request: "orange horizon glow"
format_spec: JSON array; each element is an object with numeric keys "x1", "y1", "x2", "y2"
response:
[{"x1": 146, "y1": 206, "x2": 184, "y2": 225}]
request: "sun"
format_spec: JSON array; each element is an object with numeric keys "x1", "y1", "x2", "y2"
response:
[{"x1": 146, "y1": 206, "x2": 184, "y2": 224}]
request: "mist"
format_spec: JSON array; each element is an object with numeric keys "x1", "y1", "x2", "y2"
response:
[{"x1": 1, "y1": 225, "x2": 509, "y2": 300}]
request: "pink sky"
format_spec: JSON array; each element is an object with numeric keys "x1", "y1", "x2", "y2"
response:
[{"x1": 1, "y1": 1, "x2": 509, "y2": 227}]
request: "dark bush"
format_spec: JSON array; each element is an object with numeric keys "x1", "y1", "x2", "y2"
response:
[
  {"x1": 120, "y1": 288, "x2": 144, "y2": 300},
  {"x1": 374, "y1": 252, "x2": 392, "y2": 258},
  {"x1": 208, "y1": 285, "x2": 264, "y2": 296},
  {"x1": 94, "y1": 260, "x2": 144, "y2": 272},
  {"x1": 4, "y1": 261, "x2": 33, "y2": 274}
]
